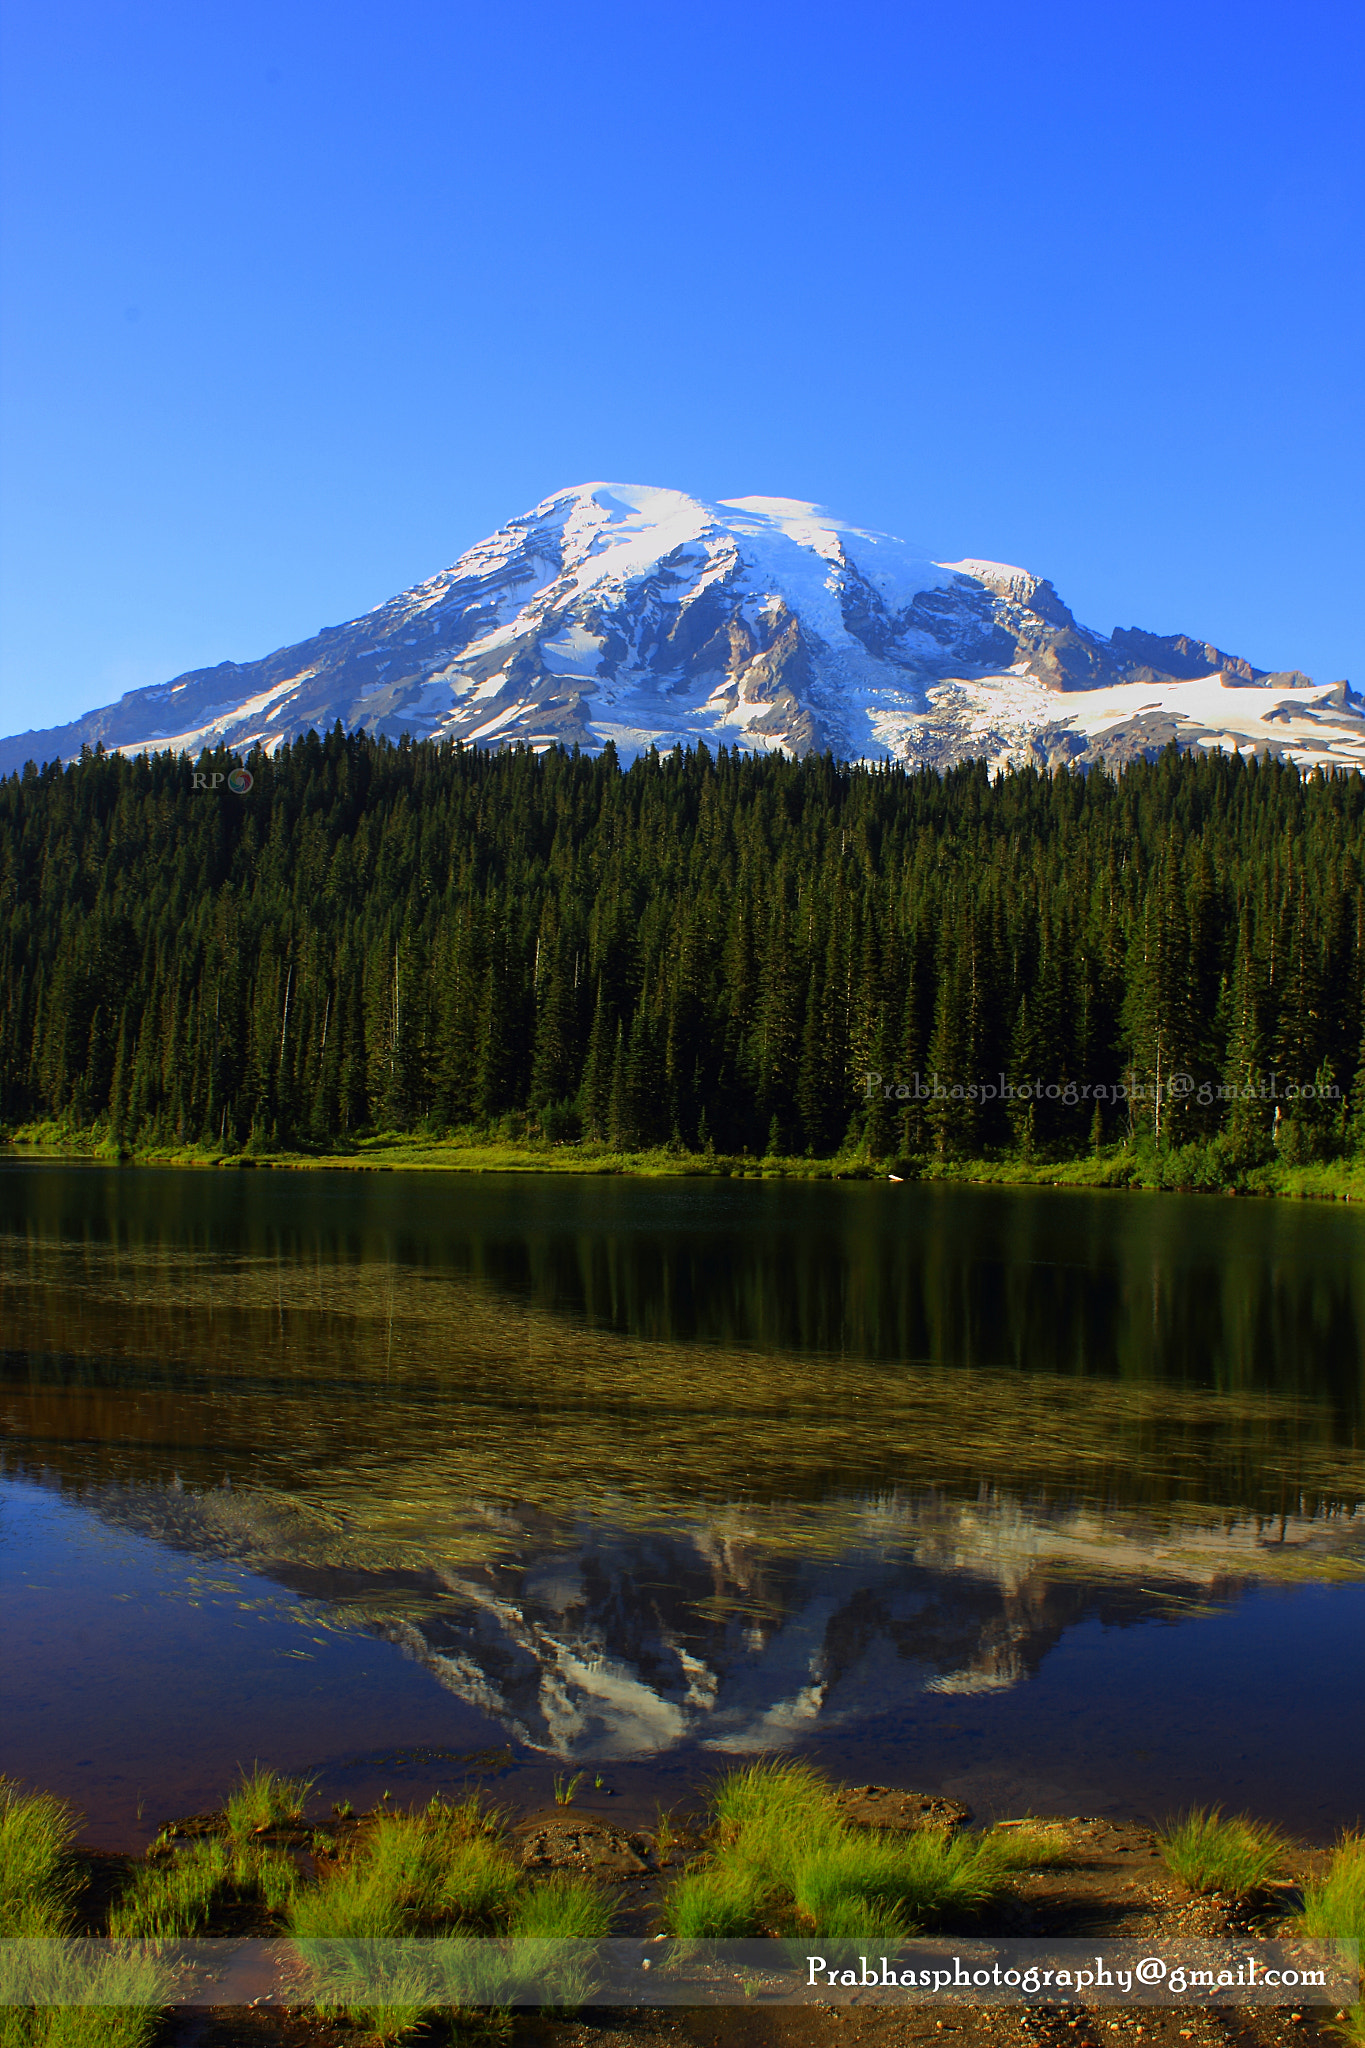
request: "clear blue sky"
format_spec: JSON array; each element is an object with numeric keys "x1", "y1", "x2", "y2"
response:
[{"x1": 1, "y1": 0, "x2": 1361, "y2": 733}]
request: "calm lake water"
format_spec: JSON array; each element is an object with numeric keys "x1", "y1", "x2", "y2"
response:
[{"x1": 2, "y1": 1162, "x2": 1363, "y2": 1848}]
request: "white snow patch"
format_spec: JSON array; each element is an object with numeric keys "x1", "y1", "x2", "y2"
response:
[{"x1": 539, "y1": 624, "x2": 604, "y2": 676}]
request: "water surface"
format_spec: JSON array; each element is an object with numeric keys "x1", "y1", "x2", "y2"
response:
[{"x1": 2, "y1": 1164, "x2": 1362, "y2": 1845}]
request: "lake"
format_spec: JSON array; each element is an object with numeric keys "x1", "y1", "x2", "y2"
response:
[{"x1": 2, "y1": 1162, "x2": 1362, "y2": 1849}]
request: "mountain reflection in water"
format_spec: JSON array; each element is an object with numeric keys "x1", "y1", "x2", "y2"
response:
[{"x1": 2, "y1": 1164, "x2": 1363, "y2": 1769}]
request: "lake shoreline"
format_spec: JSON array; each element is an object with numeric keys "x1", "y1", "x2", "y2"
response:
[
  {"x1": 8, "y1": 1764, "x2": 1357, "y2": 2048},
  {"x1": 5, "y1": 1125, "x2": 1365, "y2": 1204}
]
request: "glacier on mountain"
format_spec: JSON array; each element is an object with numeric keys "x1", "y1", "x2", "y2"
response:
[{"x1": 3, "y1": 482, "x2": 1361, "y2": 777}]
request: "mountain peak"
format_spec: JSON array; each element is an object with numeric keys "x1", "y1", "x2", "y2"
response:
[{"x1": 2, "y1": 487, "x2": 1360, "y2": 778}]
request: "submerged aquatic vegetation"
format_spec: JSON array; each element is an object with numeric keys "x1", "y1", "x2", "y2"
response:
[{"x1": 1157, "y1": 1807, "x2": 1287, "y2": 1898}]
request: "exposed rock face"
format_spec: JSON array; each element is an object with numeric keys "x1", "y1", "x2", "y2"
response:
[{"x1": 3, "y1": 483, "x2": 1360, "y2": 776}]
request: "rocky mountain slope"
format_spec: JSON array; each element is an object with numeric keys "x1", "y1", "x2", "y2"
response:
[{"x1": 5, "y1": 483, "x2": 1361, "y2": 775}]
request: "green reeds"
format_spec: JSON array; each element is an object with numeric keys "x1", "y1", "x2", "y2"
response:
[
  {"x1": 1157, "y1": 1807, "x2": 1287, "y2": 1898},
  {"x1": 223, "y1": 1765, "x2": 314, "y2": 1841},
  {"x1": 108, "y1": 1835, "x2": 298, "y2": 1940},
  {"x1": 0, "y1": 1781, "x2": 166, "y2": 2044},
  {"x1": 0, "y1": 1953, "x2": 167, "y2": 2048},
  {"x1": 0, "y1": 1781, "x2": 80, "y2": 1938},
  {"x1": 291, "y1": 1793, "x2": 609, "y2": 2036},
  {"x1": 663, "y1": 1861, "x2": 776, "y2": 1939},
  {"x1": 661, "y1": 1761, "x2": 1061, "y2": 1939},
  {"x1": 709, "y1": 1757, "x2": 832, "y2": 1843},
  {"x1": 508, "y1": 1875, "x2": 612, "y2": 1939},
  {"x1": 291, "y1": 1801, "x2": 528, "y2": 1938},
  {"x1": 1293, "y1": 1834, "x2": 1365, "y2": 2046}
]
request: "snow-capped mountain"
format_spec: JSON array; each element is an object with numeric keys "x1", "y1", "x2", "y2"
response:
[{"x1": 5, "y1": 483, "x2": 1362, "y2": 776}]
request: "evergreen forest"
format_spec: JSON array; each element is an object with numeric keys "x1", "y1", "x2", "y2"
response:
[{"x1": 3, "y1": 730, "x2": 1365, "y2": 1172}]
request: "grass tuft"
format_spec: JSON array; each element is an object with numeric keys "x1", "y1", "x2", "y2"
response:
[
  {"x1": 0, "y1": 1952, "x2": 167, "y2": 2048},
  {"x1": 709, "y1": 1758, "x2": 834, "y2": 1843},
  {"x1": 108, "y1": 1836, "x2": 298, "y2": 1940},
  {"x1": 1157, "y1": 1807, "x2": 1287, "y2": 1898},
  {"x1": 663, "y1": 1860, "x2": 775, "y2": 1940},
  {"x1": 661, "y1": 1762, "x2": 1053, "y2": 1938},
  {"x1": 223, "y1": 1765, "x2": 314, "y2": 1841},
  {"x1": 0, "y1": 1781, "x2": 80, "y2": 1937},
  {"x1": 508, "y1": 1876, "x2": 613, "y2": 1940},
  {"x1": 1293, "y1": 1834, "x2": 1365, "y2": 2046}
]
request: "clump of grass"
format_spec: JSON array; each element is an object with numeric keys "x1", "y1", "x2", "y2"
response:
[
  {"x1": 663, "y1": 1861, "x2": 776, "y2": 1939},
  {"x1": 294, "y1": 1795, "x2": 608, "y2": 2037},
  {"x1": 0, "y1": 1782, "x2": 167, "y2": 2044},
  {"x1": 975, "y1": 1819, "x2": 1072, "y2": 1870},
  {"x1": 329, "y1": 1968, "x2": 433, "y2": 2047},
  {"x1": 290, "y1": 1793, "x2": 540, "y2": 1939},
  {"x1": 552, "y1": 1772, "x2": 584, "y2": 1808},
  {"x1": 653, "y1": 1807, "x2": 679, "y2": 1861},
  {"x1": 1293, "y1": 1835, "x2": 1365, "y2": 2046},
  {"x1": 709, "y1": 1757, "x2": 833, "y2": 1843},
  {"x1": 0, "y1": 1780, "x2": 80, "y2": 1936},
  {"x1": 1296, "y1": 1832, "x2": 1365, "y2": 1943},
  {"x1": 223, "y1": 1764, "x2": 314, "y2": 1841},
  {"x1": 109, "y1": 1836, "x2": 298, "y2": 1940},
  {"x1": 508, "y1": 1875, "x2": 612, "y2": 1940},
  {"x1": 662, "y1": 1761, "x2": 1052, "y2": 1939},
  {"x1": 0, "y1": 1951, "x2": 167, "y2": 2048},
  {"x1": 1157, "y1": 1807, "x2": 1287, "y2": 1899}
]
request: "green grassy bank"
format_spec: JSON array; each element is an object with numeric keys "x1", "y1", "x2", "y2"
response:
[{"x1": 7, "y1": 1118, "x2": 1365, "y2": 1203}]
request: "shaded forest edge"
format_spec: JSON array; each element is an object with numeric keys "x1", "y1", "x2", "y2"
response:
[{"x1": 6, "y1": 731, "x2": 1365, "y2": 1199}]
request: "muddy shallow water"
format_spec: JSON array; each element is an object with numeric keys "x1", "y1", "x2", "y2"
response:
[{"x1": 2, "y1": 1162, "x2": 1362, "y2": 1847}]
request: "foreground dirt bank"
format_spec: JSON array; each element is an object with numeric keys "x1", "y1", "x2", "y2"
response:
[{"x1": 53, "y1": 1794, "x2": 1355, "y2": 2048}]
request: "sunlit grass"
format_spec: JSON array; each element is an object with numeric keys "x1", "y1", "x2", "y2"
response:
[
  {"x1": 710, "y1": 1757, "x2": 834, "y2": 1843},
  {"x1": 0, "y1": 1781, "x2": 80, "y2": 1937},
  {"x1": 292, "y1": 1793, "x2": 609, "y2": 2036},
  {"x1": 0, "y1": 1781, "x2": 166, "y2": 2044},
  {"x1": 1157, "y1": 1807, "x2": 1287, "y2": 1898},
  {"x1": 1293, "y1": 1834, "x2": 1365, "y2": 2046},
  {"x1": 661, "y1": 1761, "x2": 1061, "y2": 1939},
  {"x1": 223, "y1": 1764, "x2": 313, "y2": 1841},
  {"x1": 108, "y1": 1835, "x2": 298, "y2": 1940},
  {"x1": 507, "y1": 1875, "x2": 612, "y2": 1940},
  {"x1": 0, "y1": 1952, "x2": 166, "y2": 2048}
]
